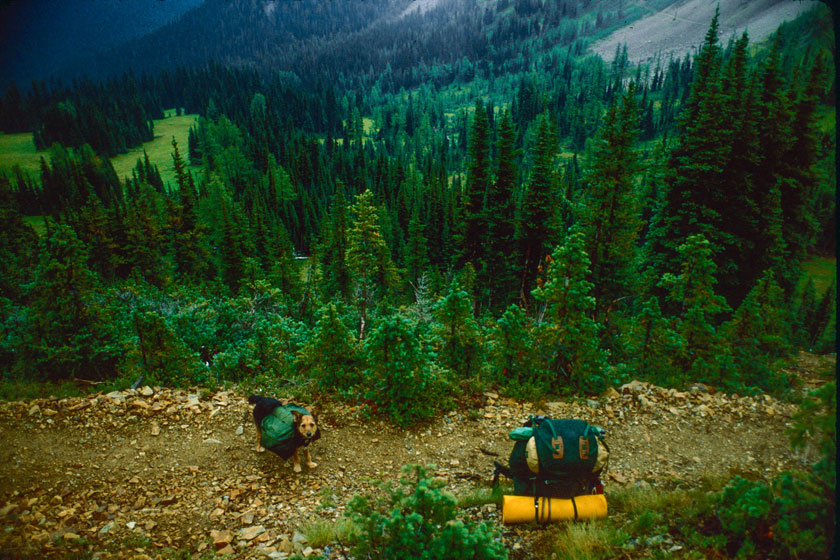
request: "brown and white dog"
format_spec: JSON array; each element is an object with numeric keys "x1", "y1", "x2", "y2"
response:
[{"x1": 248, "y1": 395, "x2": 321, "y2": 472}]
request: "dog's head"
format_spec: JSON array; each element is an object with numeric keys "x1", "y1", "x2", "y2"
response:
[{"x1": 291, "y1": 409, "x2": 319, "y2": 441}]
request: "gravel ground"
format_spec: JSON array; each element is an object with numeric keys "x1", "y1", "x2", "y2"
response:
[{"x1": 0, "y1": 352, "x2": 833, "y2": 559}]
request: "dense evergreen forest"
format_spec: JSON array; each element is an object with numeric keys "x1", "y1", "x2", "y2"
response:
[{"x1": 0, "y1": 3, "x2": 835, "y2": 414}]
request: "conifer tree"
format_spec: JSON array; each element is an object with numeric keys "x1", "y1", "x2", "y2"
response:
[
  {"x1": 580, "y1": 85, "x2": 641, "y2": 326},
  {"x1": 124, "y1": 185, "x2": 168, "y2": 286},
  {"x1": 722, "y1": 270, "x2": 793, "y2": 392},
  {"x1": 532, "y1": 226, "x2": 606, "y2": 394},
  {"x1": 296, "y1": 302, "x2": 360, "y2": 392},
  {"x1": 517, "y1": 112, "x2": 559, "y2": 307},
  {"x1": 434, "y1": 280, "x2": 481, "y2": 379},
  {"x1": 28, "y1": 224, "x2": 121, "y2": 380},
  {"x1": 487, "y1": 304, "x2": 539, "y2": 394},
  {"x1": 404, "y1": 205, "x2": 430, "y2": 285},
  {"x1": 658, "y1": 234, "x2": 731, "y2": 384},
  {"x1": 485, "y1": 110, "x2": 518, "y2": 309},
  {"x1": 347, "y1": 189, "x2": 397, "y2": 339},
  {"x1": 625, "y1": 296, "x2": 681, "y2": 386},
  {"x1": 456, "y1": 99, "x2": 492, "y2": 275},
  {"x1": 133, "y1": 309, "x2": 197, "y2": 387},
  {"x1": 361, "y1": 314, "x2": 442, "y2": 426},
  {"x1": 218, "y1": 195, "x2": 251, "y2": 294},
  {"x1": 776, "y1": 55, "x2": 827, "y2": 292},
  {"x1": 319, "y1": 190, "x2": 352, "y2": 300},
  {"x1": 169, "y1": 138, "x2": 209, "y2": 280}
]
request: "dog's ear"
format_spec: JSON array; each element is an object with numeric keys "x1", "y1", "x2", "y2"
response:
[{"x1": 291, "y1": 410, "x2": 303, "y2": 424}]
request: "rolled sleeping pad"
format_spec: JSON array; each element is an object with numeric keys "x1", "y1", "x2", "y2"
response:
[{"x1": 502, "y1": 494, "x2": 607, "y2": 524}]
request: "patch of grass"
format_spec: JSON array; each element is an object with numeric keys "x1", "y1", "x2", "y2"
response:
[
  {"x1": 802, "y1": 256, "x2": 836, "y2": 296},
  {"x1": 0, "y1": 110, "x2": 199, "y2": 191},
  {"x1": 300, "y1": 517, "x2": 359, "y2": 548},
  {"x1": 0, "y1": 378, "x2": 91, "y2": 402},
  {"x1": 122, "y1": 534, "x2": 152, "y2": 549},
  {"x1": 110, "y1": 110, "x2": 199, "y2": 189},
  {"x1": 0, "y1": 132, "x2": 43, "y2": 176},
  {"x1": 533, "y1": 521, "x2": 629, "y2": 560},
  {"x1": 22, "y1": 215, "x2": 47, "y2": 235},
  {"x1": 456, "y1": 482, "x2": 508, "y2": 508}
]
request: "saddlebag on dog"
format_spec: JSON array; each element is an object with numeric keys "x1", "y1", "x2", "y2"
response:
[
  {"x1": 260, "y1": 404, "x2": 316, "y2": 459},
  {"x1": 494, "y1": 416, "x2": 609, "y2": 498}
]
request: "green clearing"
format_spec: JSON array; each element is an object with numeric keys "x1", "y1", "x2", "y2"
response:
[
  {"x1": 0, "y1": 109, "x2": 199, "y2": 188},
  {"x1": 0, "y1": 132, "x2": 43, "y2": 176},
  {"x1": 802, "y1": 255, "x2": 836, "y2": 295},
  {"x1": 110, "y1": 110, "x2": 199, "y2": 188}
]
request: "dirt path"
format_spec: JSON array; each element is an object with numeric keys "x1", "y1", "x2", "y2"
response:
[{"x1": 0, "y1": 353, "x2": 833, "y2": 559}]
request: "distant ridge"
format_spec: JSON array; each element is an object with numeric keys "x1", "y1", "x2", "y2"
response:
[{"x1": 590, "y1": 0, "x2": 822, "y2": 63}]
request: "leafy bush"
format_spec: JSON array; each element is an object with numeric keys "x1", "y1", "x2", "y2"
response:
[
  {"x1": 346, "y1": 464, "x2": 507, "y2": 560},
  {"x1": 360, "y1": 314, "x2": 453, "y2": 426},
  {"x1": 715, "y1": 383, "x2": 836, "y2": 559},
  {"x1": 296, "y1": 301, "x2": 361, "y2": 393},
  {"x1": 133, "y1": 309, "x2": 202, "y2": 387}
]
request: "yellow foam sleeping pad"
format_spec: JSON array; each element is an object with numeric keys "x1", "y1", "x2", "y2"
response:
[{"x1": 501, "y1": 494, "x2": 608, "y2": 524}]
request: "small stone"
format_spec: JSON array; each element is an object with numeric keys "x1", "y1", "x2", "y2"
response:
[
  {"x1": 126, "y1": 521, "x2": 137, "y2": 530},
  {"x1": 620, "y1": 380, "x2": 648, "y2": 394},
  {"x1": 140, "y1": 386, "x2": 154, "y2": 397},
  {"x1": 586, "y1": 399, "x2": 600, "y2": 409},
  {"x1": 151, "y1": 423, "x2": 161, "y2": 436},
  {"x1": 240, "y1": 525, "x2": 266, "y2": 541},
  {"x1": 602, "y1": 387, "x2": 620, "y2": 399},
  {"x1": 236, "y1": 425, "x2": 244, "y2": 436},
  {"x1": 212, "y1": 529, "x2": 233, "y2": 549}
]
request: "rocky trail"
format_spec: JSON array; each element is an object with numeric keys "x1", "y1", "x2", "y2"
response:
[{"x1": 0, "y1": 352, "x2": 834, "y2": 559}]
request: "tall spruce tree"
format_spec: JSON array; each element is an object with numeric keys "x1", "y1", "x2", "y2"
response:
[
  {"x1": 457, "y1": 99, "x2": 492, "y2": 277},
  {"x1": 28, "y1": 224, "x2": 121, "y2": 380},
  {"x1": 517, "y1": 112, "x2": 559, "y2": 307},
  {"x1": 319, "y1": 190, "x2": 352, "y2": 300},
  {"x1": 485, "y1": 110, "x2": 519, "y2": 310},
  {"x1": 346, "y1": 189, "x2": 397, "y2": 339},
  {"x1": 580, "y1": 85, "x2": 641, "y2": 326}
]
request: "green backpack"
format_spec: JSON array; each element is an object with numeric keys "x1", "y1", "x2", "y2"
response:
[
  {"x1": 494, "y1": 416, "x2": 609, "y2": 498},
  {"x1": 260, "y1": 404, "x2": 316, "y2": 459}
]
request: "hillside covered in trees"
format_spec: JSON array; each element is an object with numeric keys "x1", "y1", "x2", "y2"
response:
[{"x1": 0, "y1": 0, "x2": 836, "y2": 558}]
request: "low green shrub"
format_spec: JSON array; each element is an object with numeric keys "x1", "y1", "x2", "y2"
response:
[{"x1": 346, "y1": 464, "x2": 507, "y2": 560}]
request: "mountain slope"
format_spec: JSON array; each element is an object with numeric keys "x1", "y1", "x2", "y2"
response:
[
  {"x1": 0, "y1": 0, "x2": 202, "y2": 87},
  {"x1": 590, "y1": 0, "x2": 823, "y2": 63}
]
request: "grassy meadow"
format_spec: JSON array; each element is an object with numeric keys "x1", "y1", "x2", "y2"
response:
[
  {"x1": 802, "y1": 255, "x2": 837, "y2": 296},
  {"x1": 0, "y1": 109, "x2": 198, "y2": 189},
  {"x1": 109, "y1": 109, "x2": 199, "y2": 187},
  {"x1": 0, "y1": 132, "x2": 44, "y2": 176}
]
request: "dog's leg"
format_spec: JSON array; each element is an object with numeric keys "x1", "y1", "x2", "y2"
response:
[
  {"x1": 292, "y1": 449, "x2": 302, "y2": 472},
  {"x1": 304, "y1": 447, "x2": 317, "y2": 469},
  {"x1": 255, "y1": 428, "x2": 265, "y2": 453}
]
